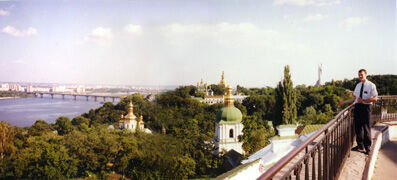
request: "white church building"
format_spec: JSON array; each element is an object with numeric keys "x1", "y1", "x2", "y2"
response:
[
  {"x1": 215, "y1": 84, "x2": 244, "y2": 155},
  {"x1": 119, "y1": 102, "x2": 151, "y2": 133}
]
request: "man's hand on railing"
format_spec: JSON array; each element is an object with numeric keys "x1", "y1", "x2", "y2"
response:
[{"x1": 339, "y1": 98, "x2": 355, "y2": 105}]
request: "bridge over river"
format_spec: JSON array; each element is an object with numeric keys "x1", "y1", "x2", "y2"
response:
[
  {"x1": 257, "y1": 96, "x2": 397, "y2": 180},
  {"x1": 27, "y1": 92, "x2": 124, "y2": 102}
]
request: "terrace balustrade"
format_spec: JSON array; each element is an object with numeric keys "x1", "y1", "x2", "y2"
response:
[{"x1": 257, "y1": 95, "x2": 397, "y2": 180}]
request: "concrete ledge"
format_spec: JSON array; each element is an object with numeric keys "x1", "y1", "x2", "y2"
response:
[{"x1": 363, "y1": 122, "x2": 397, "y2": 180}]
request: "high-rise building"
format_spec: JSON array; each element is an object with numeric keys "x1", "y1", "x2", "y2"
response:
[
  {"x1": 0, "y1": 84, "x2": 9, "y2": 91},
  {"x1": 52, "y1": 85, "x2": 66, "y2": 92},
  {"x1": 26, "y1": 85, "x2": 33, "y2": 92},
  {"x1": 8, "y1": 84, "x2": 21, "y2": 91},
  {"x1": 75, "y1": 86, "x2": 85, "y2": 93}
]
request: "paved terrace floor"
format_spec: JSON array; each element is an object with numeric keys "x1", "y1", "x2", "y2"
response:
[
  {"x1": 372, "y1": 140, "x2": 397, "y2": 180},
  {"x1": 339, "y1": 123, "x2": 397, "y2": 180}
]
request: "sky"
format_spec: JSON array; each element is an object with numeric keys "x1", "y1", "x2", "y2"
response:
[{"x1": 0, "y1": 0, "x2": 395, "y2": 87}]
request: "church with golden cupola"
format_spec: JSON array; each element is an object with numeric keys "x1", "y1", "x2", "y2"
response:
[
  {"x1": 119, "y1": 102, "x2": 151, "y2": 133},
  {"x1": 215, "y1": 84, "x2": 244, "y2": 155}
]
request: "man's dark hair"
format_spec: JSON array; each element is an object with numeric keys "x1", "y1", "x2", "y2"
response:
[{"x1": 358, "y1": 69, "x2": 367, "y2": 74}]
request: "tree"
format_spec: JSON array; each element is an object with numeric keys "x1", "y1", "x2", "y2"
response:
[
  {"x1": 72, "y1": 116, "x2": 90, "y2": 126},
  {"x1": 274, "y1": 65, "x2": 297, "y2": 126},
  {"x1": 236, "y1": 85, "x2": 250, "y2": 95},
  {"x1": 299, "y1": 105, "x2": 334, "y2": 125},
  {"x1": 210, "y1": 84, "x2": 226, "y2": 95},
  {"x1": 246, "y1": 128, "x2": 271, "y2": 154},
  {"x1": 243, "y1": 95, "x2": 266, "y2": 117},
  {"x1": 11, "y1": 134, "x2": 78, "y2": 179},
  {"x1": 0, "y1": 122, "x2": 16, "y2": 160},
  {"x1": 85, "y1": 102, "x2": 122, "y2": 126},
  {"x1": 55, "y1": 116, "x2": 73, "y2": 135},
  {"x1": 195, "y1": 91, "x2": 206, "y2": 98},
  {"x1": 240, "y1": 116, "x2": 274, "y2": 155},
  {"x1": 28, "y1": 120, "x2": 53, "y2": 136},
  {"x1": 71, "y1": 116, "x2": 90, "y2": 131}
]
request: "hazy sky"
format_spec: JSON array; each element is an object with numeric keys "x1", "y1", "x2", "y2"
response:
[{"x1": 0, "y1": 0, "x2": 395, "y2": 87}]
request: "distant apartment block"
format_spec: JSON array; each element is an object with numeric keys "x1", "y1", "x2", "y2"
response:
[
  {"x1": 0, "y1": 84, "x2": 9, "y2": 91},
  {"x1": 75, "y1": 86, "x2": 85, "y2": 93},
  {"x1": 51, "y1": 85, "x2": 66, "y2": 92},
  {"x1": 26, "y1": 85, "x2": 33, "y2": 92},
  {"x1": 35, "y1": 87, "x2": 51, "y2": 92},
  {"x1": 9, "y1": 84, "x2": 22, "y2": 91}
]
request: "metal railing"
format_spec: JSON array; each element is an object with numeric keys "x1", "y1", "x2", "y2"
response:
[
  {"x1": 257, "y1": 95, "x2": 397, "y2": 180},
  {"x1": 371, "y1": 96, "x2": 397, "y2": 124}
]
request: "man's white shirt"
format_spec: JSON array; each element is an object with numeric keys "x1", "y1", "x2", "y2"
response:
[{"x1": 353, "y1": 80, "x2": 378, "y2": 104}]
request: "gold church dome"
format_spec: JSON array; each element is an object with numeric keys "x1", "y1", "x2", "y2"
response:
[
  {"x1": 124, "y1": 102, "x2": 137, "y2": 121},
  {"x1": 216, "y1": 84, "x2": 242, "y2": 123}
]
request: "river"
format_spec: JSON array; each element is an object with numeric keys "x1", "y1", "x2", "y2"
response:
[{"x1": 0, "y1": 97, "x2": 112, "y2": 127}]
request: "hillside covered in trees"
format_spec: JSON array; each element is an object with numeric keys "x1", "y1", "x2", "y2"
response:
[{"x1": 0, "y1": 74, "x2": 395, "y2": 179}]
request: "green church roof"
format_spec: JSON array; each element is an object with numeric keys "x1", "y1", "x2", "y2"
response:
[
  {"x1": 298, "y1": 124, "x2": 325, "y2": 135},
  {"x1": 216, "y1": 106, "x2": 242, "y2": 124}
]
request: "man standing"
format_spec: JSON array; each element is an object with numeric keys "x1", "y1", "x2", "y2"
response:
[{"x1": 339, "y1": 69, "x2": 378, "y2": 154}]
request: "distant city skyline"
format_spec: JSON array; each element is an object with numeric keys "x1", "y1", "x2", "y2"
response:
[{"x1": 0, "y1": 0, "x2": 395, "y2": 87}]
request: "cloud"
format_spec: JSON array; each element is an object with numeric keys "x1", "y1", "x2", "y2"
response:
[
  {"x1": 273, "y1": 0, "x2": 340, "y2": 6},
  {"x1": 303, "y1": 14, "x2": 325, "y2": 22},
  {"x1": 274, "y1": 0, "x2": 314, "y2": 6},
  {"x1": 2, "y1": 26, "x2": 38, "y2": 37},
  {"x1": 11, "y1": 60, "x2": 26, "y2": 64},
  {"x1": 0, "y1": 9, "x2": 9, "y2": 16},
  {"x1": 339, "y1": 17, "x2": 368, "y2": 30},
  {"x1": 124, "y1": 24, "x2": 142, "y2": 35},
  {"x1": 164, "y1": 23, "x2": 276, "y2": 37},
  {"x1": 84, "y1": 27, "x2": 113, "y2": 44},
  {"x1": 0, "y1": 4, "x2": 15, "y2": 16},
  {"x1": 159, "y1": 22, "x2": 307, "y2": 55},
  {"x1": 283, "y1": 15, "x2": 291, "y2": 20}
]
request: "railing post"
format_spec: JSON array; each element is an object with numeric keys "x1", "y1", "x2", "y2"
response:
[
  {"x1": 329, "y1": 129, "x2": 332, "y2": 179},
  {"x1": 305, "y1": 147, "x2": 309, "y2": 180},
  {"x1": 350, "y1": 107, "x2": 353, "y2": 152},
  {"x1": 323, "y1": 129, "x2": 329, "y2": 180},
  {"x1": 312, "y1": 151, "x2": 316, "y2": 180},
  {"x1": 318, "y1": 145, "x2": 322, "y2": 180}
]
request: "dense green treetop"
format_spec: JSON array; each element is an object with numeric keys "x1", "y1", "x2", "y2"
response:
[
  {"x1": 274, "y1": 65, "x2": 298, "y2": 126},
  {"x1": 325, "y1": 74, "x2": 397, "y2": 95},
  {"x1": 28, "y1": 120, "x2": 54, "y2": 136},
  {"x1": 210, "y1": 84, "x2": 226, "y2": 95}
]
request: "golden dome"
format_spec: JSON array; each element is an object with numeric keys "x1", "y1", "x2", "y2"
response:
[
  {"x1": 219, "y1": 71, "x2": 226, "y2": 85},
  {"x1": 216, "y1": 83, "x2": 242, "y2": 123},
  {"x1": 139, "y1": 115, "x2": 144, "y2": 125},
  {"x1": 124, "y1": 101, "x2": 137, "y2": 121},
  {"x1": 224, "y1": 84, "x2": 234, "y2": 107}
]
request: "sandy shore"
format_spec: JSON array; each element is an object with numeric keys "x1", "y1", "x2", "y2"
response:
[{"x1": 0, "y1": 97, "x2": 20, "y2": 100}]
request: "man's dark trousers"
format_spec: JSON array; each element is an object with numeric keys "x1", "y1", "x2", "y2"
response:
[{"x1": 354, "y1": 103, "x2": 372, "y2": 150}]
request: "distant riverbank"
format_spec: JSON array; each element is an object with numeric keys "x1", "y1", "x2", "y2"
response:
[{"x1": 0, "y1": 91, "x2": 33, "y2": 99}]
